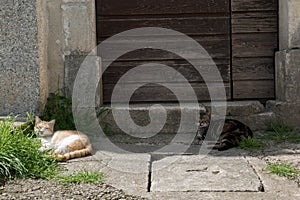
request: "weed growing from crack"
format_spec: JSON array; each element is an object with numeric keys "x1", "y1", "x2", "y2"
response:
[{"x1": 266, "y1": 162, "x2": 300, "y2": 179}]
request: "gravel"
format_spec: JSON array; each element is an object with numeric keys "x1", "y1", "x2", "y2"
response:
[{"x1": 0, "y1": 179, "x2": 147, "y2": 200}]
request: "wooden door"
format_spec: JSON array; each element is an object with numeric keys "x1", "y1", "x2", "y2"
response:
[
  {"x1": 97, "y1": 0, "x2": 231, "y2": 103},
  {"x1": 96, "y1": 0, "x2": 277, "y2": 103}
]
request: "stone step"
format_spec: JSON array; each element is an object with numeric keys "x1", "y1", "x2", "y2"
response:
[{"x1": 98, "y1": 101, "x2": 274, "y2": 135}]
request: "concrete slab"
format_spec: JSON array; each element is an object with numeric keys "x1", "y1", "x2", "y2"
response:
[
  {"x1": 245, "y1": 156, "x2": 300, "y2": 194},
  {"x1": 146, "y1": 191, "x2": 300, "y2": 200},
  {"x1": 64, "y1": 151, "x2": 151, "y2": 195},
  {"x1": 151, "y1": 155, "x2": 261, "y2": 192}
]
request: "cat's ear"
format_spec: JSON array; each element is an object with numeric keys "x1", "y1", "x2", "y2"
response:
[
  {"x1": 207, "y1": 111, "x2": 211, "y2": 119},
  {"x1": 35, "y1": 116, "x2": 41, "y2": 124},
  {"x1": 49, "y1": 120, "x2": 56, "y2": 128}
]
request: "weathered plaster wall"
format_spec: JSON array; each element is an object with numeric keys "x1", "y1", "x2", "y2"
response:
[{"x1": 0, "y1": 0, "x2": 41, "y2": 115}]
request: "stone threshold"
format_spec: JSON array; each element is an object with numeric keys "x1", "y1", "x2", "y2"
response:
[{"x1": 99, "y1": 101, "x2": 276, "y2": 133}]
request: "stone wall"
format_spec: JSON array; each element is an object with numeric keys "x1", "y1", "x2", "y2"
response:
[
  {"x1": 0, "y1": 0, "x2": 97, "y2": 116},
  {"x1": 0, "y1": 0, "x2": 41, "y2": 115},
  {"x1": 271, "y1": 0, "x2": 300, "y2": 128},
  {"x1": 41, "y1": 0, "x2": 97, "y2": 95}
]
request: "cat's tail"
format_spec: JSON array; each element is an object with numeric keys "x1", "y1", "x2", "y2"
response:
[{"x1": 56, "y1": 144, "x2": 93, "y2": 161}]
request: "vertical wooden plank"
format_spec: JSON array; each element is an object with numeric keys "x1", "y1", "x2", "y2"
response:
[{"x1": 231, "y1": 0, "x2": 278, "y2": 100}]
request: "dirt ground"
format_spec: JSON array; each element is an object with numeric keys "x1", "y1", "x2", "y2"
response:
[{"x1": 0, "y1": 178, "x2": 146, "y2": 200}]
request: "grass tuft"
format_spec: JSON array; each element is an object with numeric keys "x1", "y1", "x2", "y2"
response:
[
  {"x1": 266, "y1": 119, "x2": 294, "y2": 133},
  {"x1": 266, "y1": 162, "x2": 300, "y2": 179},
  {"x1": 259, "y1": 119, "x2": 300, "y2": 143},
  {"x1": 259, "y1": 131, "x2": 300, "y2": 143},
  {"x1": 54, "y1": 170, "x2": 104, "y2": 184},
  {"x1": 238, "y1": 138, "x2": 264, "y2": 151},
  {"x1": 0, "y1": 117, "x2": 60, "y2": 180}
]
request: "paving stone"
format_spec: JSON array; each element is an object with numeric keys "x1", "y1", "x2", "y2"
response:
[
  {"x1": 65, "y1": 152, "x2": 151, "y2": 195},
  {"x1": 151, "y1": 155, "x2": 261, "y2": 192}
]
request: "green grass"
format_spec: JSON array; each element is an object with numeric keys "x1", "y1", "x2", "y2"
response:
[
  {"x1": 266, "y1": 119, "x2": 294, "y2": 134},
  {"x1": 258, "y1": 131, "x2": 300, "y2": 143},
  {"x1": 257, "y1": 119, "x2": 300, "y2": 143},
  {"x1": 238, "y1": 138, "x2": 264, "y2": 151},
  {"x1": 17, "y1": 112, "x2": 35, "y2": 137},
  {"x1": 266, "y1": 162, "x2": 300, "y2": 179},
  {"x1": 54, "y1": 170, "x2": 104, "y2": 184},
  {"x1": 0, "y1": 117, "x2": 60, "y2": 180}
]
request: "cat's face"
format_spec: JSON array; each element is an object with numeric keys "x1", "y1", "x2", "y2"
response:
[
  {"x1": 34, "y1": 116, "x2": 55, "y2": 137},
  {"x1": 197, "y1": 111, "x2": 211, "y2": 140}
]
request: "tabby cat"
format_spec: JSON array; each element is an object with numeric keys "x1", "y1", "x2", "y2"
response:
[
  {"x1": 34, "y1": 116, "x2": 92, "y2": 161},
  {"x1": 197, "y1": 111, "x2": 253, "y2": 151}
]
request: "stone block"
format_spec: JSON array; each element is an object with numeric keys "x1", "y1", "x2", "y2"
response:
[
  {"x1": 61, "y1": 0, "x2": 96, "y2": 52},
  {"x1": 228, "y1": 112, "x2": 276, "y2": 131},
  {"x1": 99, "y1": 101, "x2": 270, "y2": 134},
  {"x1": 275, "y1": 49, "x2": 300, "y2": 102},
  {"x1": 203, "y1": 101, "x2": 265, "y2": 116},
  {"x1": 279, "y1": 0, "x2": 300, "y2": 50},
  {"x1": 64, "y1": 51, "x2": 101, "y2": 105},
  {"x1": 99, "y1": 104, "x2": 205, "y2": 135},
  {"x1": 43, "y1": 0, "x2": 97, "y2": 93},
  {"x1": 267, "y1": 100, "x2": 300, "y2": 129},
  {"x1": 46, "y1": 0, "x2": 65, "y2": 93},
  {"x1": 64, "y1": 52, "x2": 88, "y2": 96}
]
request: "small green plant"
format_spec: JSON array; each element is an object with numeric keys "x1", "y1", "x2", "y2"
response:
[
  {"x1": 238, "y1": 138, "x2": 264, "y2": 151},
  {"x1": 43, "y1": 90, "x2": 112, "y2": 135},
  {"x1": 43, "y1": 91, "x2": 75, "y2": 130},
  {"x1": 260, "y1": 119, "x2": 300, "y2": 143},
  {"x1": 17, "y1": 112, "x2": 35, "y2": 137},
  {"x1": 0, "y1": 117, "x2": 60, "y2": 179},
  {"x1": 261, "y1": 131, "x2": 300, "y2": 143},
  {"x1": 266, "y1": 119, "x2": 294, "y2": 133},
  {"x1": 266, "y1": 162, "x2": 300, "y2": 179},
  {"x1": 54, "y1": 170, "x2": 104, "y2": 184},
  {"x1": 97, "y1": 107, "x2": 112, "y2": 136}
]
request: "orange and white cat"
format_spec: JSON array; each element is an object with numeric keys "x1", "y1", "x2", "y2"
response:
[{"x1": 34, "y1": 116, "x2": 92, "y2": 161}]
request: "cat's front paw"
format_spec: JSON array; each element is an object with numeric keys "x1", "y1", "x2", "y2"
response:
[
  {"x1": 54, "y1": 146, "x2": 68, "y2": 154},
  {"x1": 39, "y1": 144, "x2": 53, "y2": 152}
]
